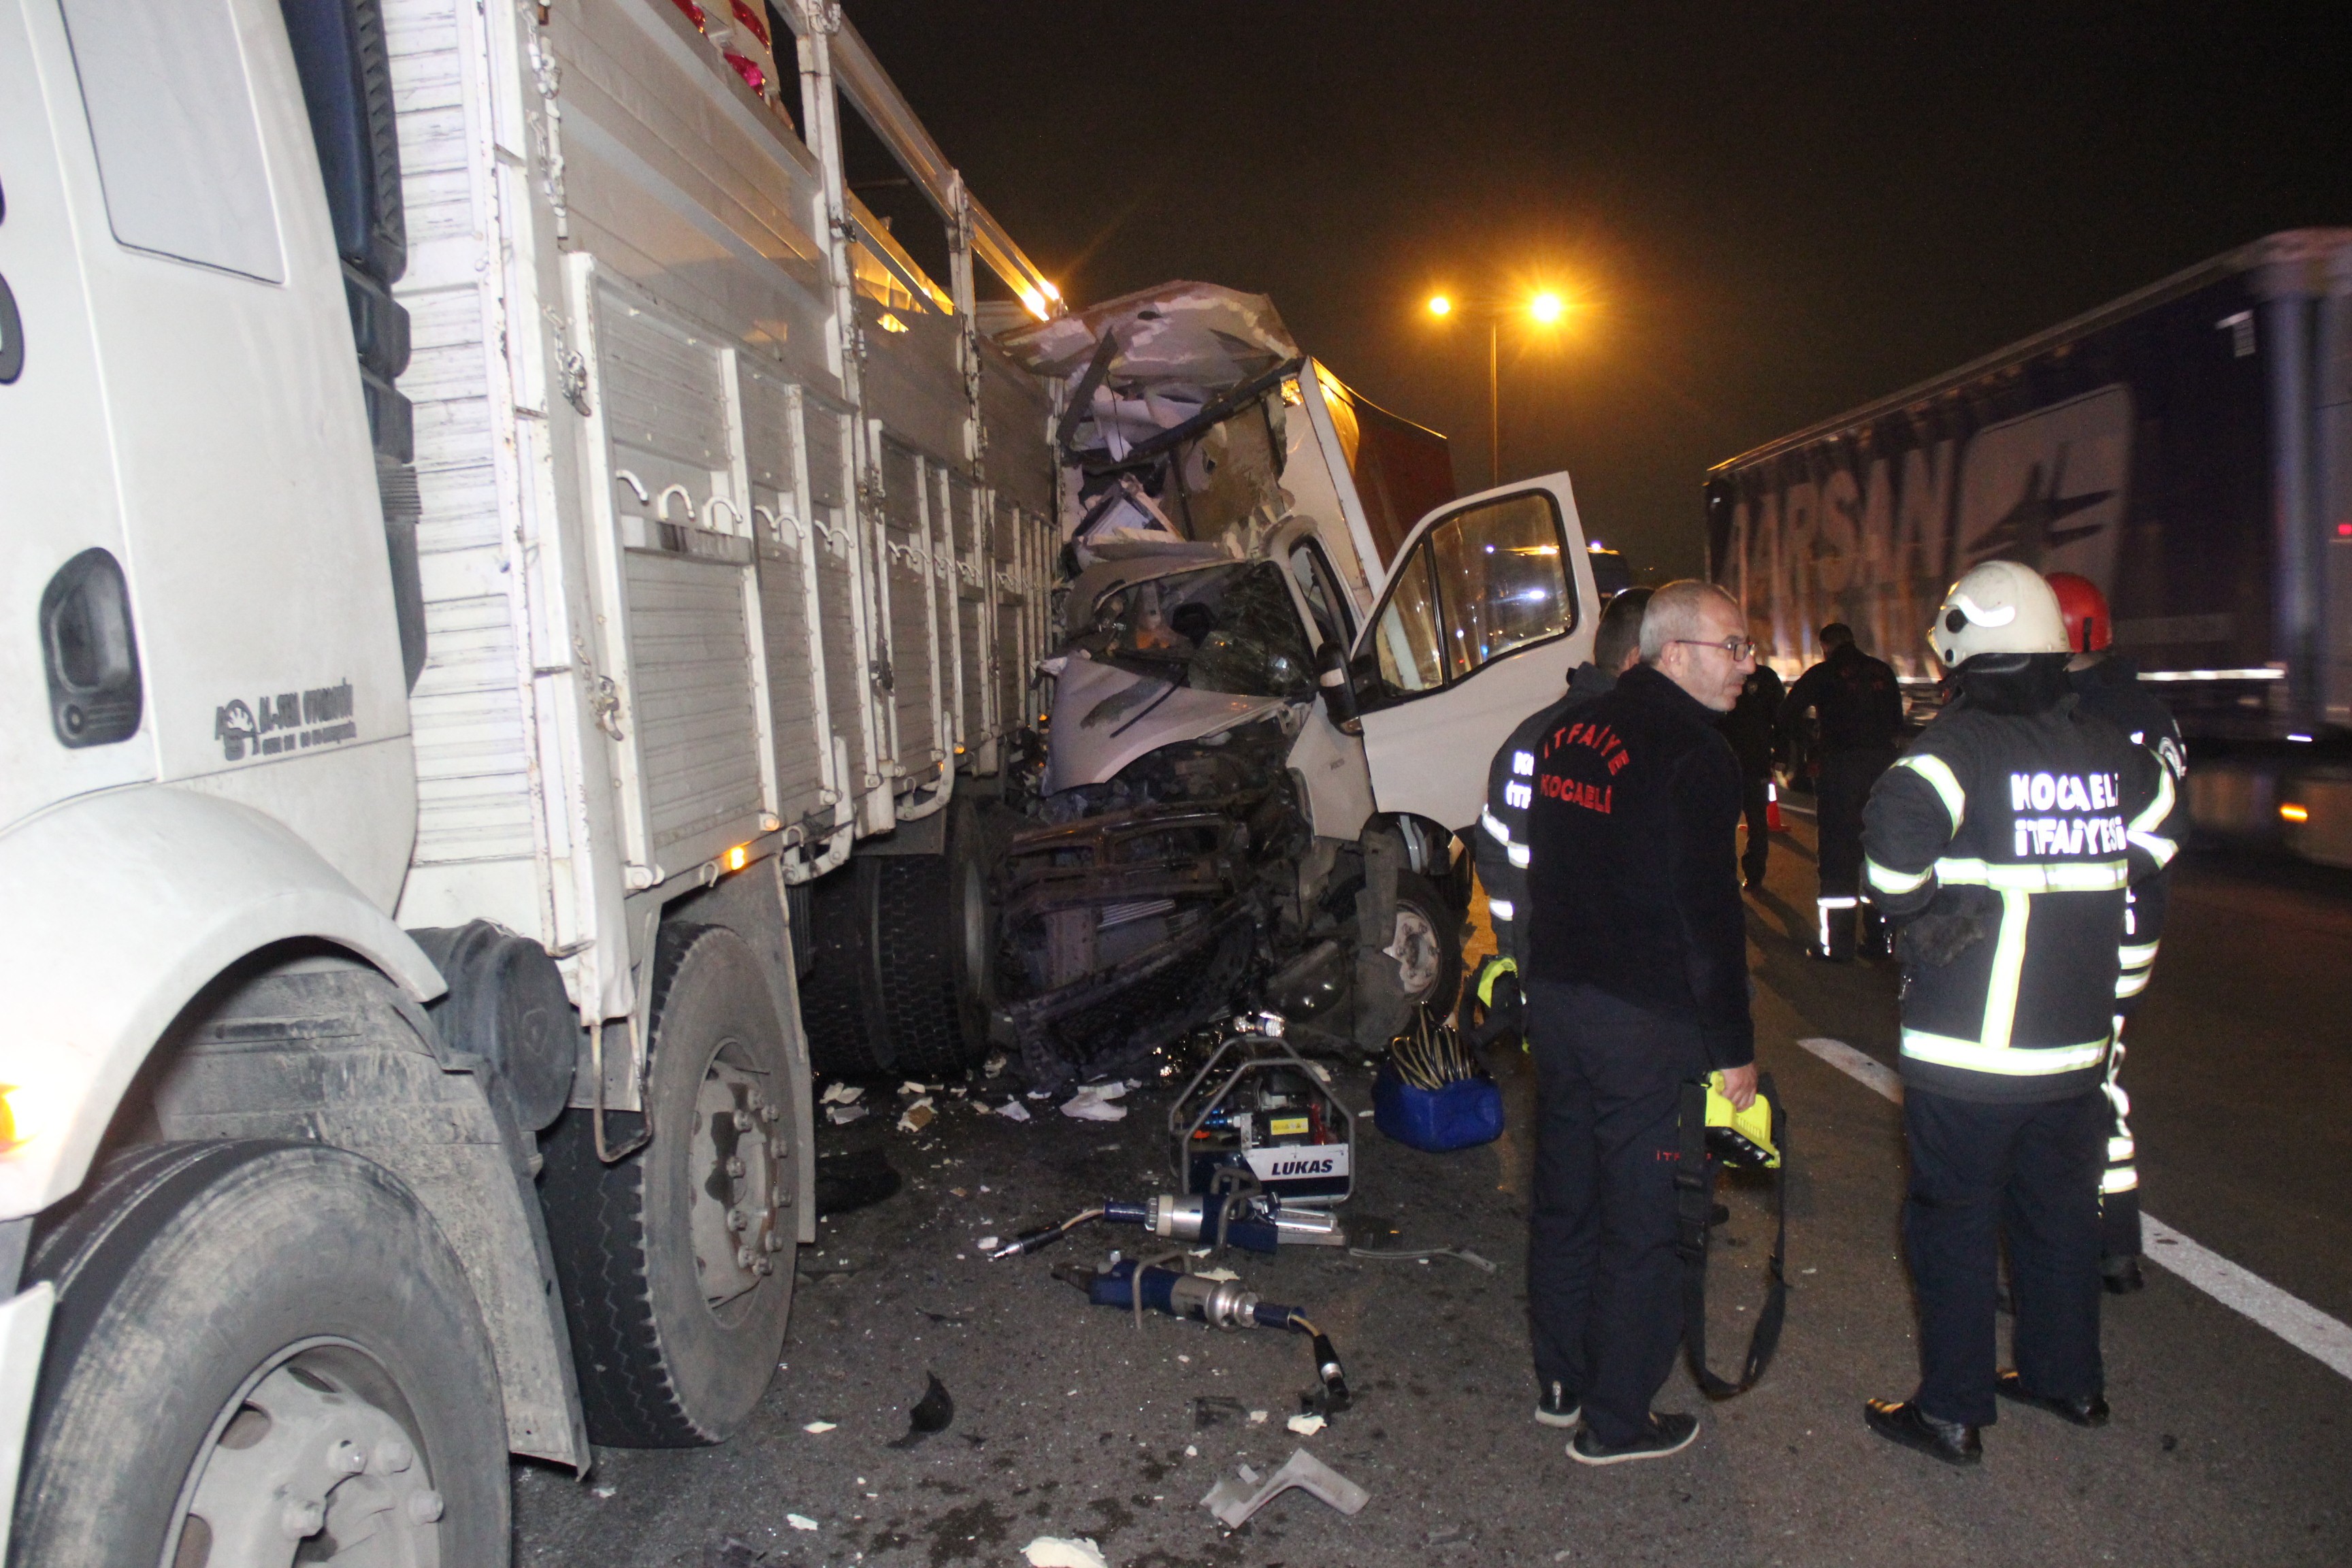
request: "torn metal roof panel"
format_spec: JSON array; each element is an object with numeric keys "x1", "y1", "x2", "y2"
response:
[{"x1": 997, "y1": 282, "x2": 1298, "y2": 390}]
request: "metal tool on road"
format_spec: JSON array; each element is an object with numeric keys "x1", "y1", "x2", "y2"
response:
[{"x1": 1055, "y1": 1257, "x2": 1352, "y2": 1414}]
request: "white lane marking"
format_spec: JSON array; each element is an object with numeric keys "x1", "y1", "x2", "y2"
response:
[
  {"x1": 1792, "y1": 1036, "x2": 2352, "y2": 1384},
  {"x1": 2138, "y1": 1216, "x2": 2352, "y2": 1382}
]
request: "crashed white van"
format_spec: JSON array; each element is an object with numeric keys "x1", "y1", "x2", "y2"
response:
[{"x1": 985, "y1": 284, "x2": 1612, "y2": 1084}]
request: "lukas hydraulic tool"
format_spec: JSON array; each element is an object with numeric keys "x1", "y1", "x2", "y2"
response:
[
  {"x1": 1169, "y1": 1012, "x2": 1354, "y2": 1207},
  {"x1": 1053, "y1": 1257, "x2": 1352, "y2": 1415}
]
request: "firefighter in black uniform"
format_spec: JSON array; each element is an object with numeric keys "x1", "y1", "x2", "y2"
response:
[
  {"x1": 1778, "y1": 623, "x2": 1905, "y2": 960},
  {"x1": 2048, "y1": 572, "x2": 2187, "y2": 1294},
  {"x1": 1859, "y1": 561, "x2": 2177, "y2": 1466},
  {"x1": 1722, "y1": 662, "x2": 1785, "y2": 889},
  {"x1": 1475, "y1": 588, "x2": 1652, "y2": 998}
]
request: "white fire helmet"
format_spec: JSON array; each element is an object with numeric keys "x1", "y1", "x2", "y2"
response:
[{"x1": 1928, "y1": 560, "x2": 2070, "y2": 668}]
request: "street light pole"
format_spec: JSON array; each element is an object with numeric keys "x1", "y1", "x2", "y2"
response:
[{"x1": 1488, "y1": 317, "x2": 1500, "y2": 490}]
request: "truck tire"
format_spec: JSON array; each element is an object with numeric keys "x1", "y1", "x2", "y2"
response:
[
  {"x1": 800, "y1": 798, "x2": 998, "y2": 1079},
  {"x1": 1390, "y1": 870, "x2": 1464, "y2": 1020},
  {"x1": 798, "y1": 857, "x2": 895, "y2": 1077},
  {"x1": 10, "y1": 1140, "x2": 509, "y2": 1568},
  {"x1": 871, "y1": 796, "x2": 998, "y2": 1076},
  {"x1": 540, "y1": 924, "x2": 795, "y2": 1447}
]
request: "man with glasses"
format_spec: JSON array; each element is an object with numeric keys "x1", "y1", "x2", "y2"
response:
[{"x1": 1521, "y1": 580, "x2": 1759, "y2": 1465}]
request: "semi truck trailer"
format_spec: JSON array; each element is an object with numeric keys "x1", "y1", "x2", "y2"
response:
[{"x1": 1705, "y1": 229, "x2": 2352, "y2": 867}]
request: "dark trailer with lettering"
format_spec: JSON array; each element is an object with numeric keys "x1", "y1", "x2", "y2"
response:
[{"x1": 1703, "y1": 229, "x2": 2352, "y2": 867}]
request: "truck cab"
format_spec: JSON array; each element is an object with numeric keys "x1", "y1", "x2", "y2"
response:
[{"x1": 992, "y1": 289, "x2": 1601, "y2": 1081}]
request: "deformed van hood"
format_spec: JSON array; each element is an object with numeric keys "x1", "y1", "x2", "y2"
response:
[{"x1": 1043, "y1": 651, "x2": 1291, "y2": 794}]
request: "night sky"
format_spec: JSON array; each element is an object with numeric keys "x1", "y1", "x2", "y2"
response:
[{"x1": 841, "y1": 3, "x2": 2351, "y2": 580}]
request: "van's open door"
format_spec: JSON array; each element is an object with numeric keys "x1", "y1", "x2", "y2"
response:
[{"x1": 1349, "y1": 474, "x2": 1600, "y2": 832}]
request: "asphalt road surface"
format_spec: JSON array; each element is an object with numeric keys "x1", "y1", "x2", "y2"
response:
[{"x1": 512, "y1": 817, "x2": 2352, "y2": 1567}]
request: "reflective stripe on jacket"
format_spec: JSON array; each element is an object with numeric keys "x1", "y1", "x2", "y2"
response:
[{"x1": 1862, "y1": 694, "x2": 2174, "y2": 1103}]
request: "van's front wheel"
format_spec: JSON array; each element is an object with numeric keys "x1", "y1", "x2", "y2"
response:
[{"x1": 10, "y1": 1141, "x2": 510, "y2": 1568}]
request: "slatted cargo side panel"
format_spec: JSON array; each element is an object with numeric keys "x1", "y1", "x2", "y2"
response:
[
  {"x1": 802, "y1": 402, "x2": 871, "y2": 794},
  {"x1": 879, "y1": 440, "x2": 938, "y2": 777},
  {"x1": 622, "y1": 553, "x2": 765, "y2": 859},
  {"x1": 597, "y1": 295, "x2": 765, "y2": 862},
  {"x1": 948, "y1": 472, "x2": 987, "y2": 748},
  {"x1": 993, "y1": 493, "x2": 1029, "y2": 736},
  {"x1": 388, "y1": 0, "x2": 534, "y2": 866},
  {"x1": 739, "y1": 369, "x2": 829, "y2": 826}
]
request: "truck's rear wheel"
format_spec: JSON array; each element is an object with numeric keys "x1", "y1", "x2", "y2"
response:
[
  {"x1": 540, "y1": 924, "x2": 794, "y2": 1446},
  {"x1": 10, "y1": 1141, "x2": 509, "y2": 1568},
  {"x1": 801, "y1": 798, "x2": 997, "y2": 1078},
  {"x1": 872, "y1": 797, "x2": 998, "y2": 1076}
]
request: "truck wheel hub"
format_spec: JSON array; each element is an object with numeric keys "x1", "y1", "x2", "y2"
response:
[
  {"x1": 173, "y1": 1348, "x2": 443, "y2": 1567},
  {"x1": 689, "y1": 1044, "x2": 784, "y2": 1317}
]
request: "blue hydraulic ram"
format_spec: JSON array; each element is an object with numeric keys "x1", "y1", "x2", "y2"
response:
[{"x1": 1057, "y1": 1258, "x2": 1352, "y2": 1414}]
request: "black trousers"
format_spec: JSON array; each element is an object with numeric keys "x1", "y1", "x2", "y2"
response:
[
  {"x1": 1903, "y1": 1088, "x2": 2106, "y2": 1426},
  {"x1": 1739, "y1": 776, "x2": 1771, "y2": 883},
  {"x1": 1526, "y1": 980, "x2": 1708, "y2": 1446},
  {"x1": 1814, "y1": 747, "x2": 1895, "y2": 898}
]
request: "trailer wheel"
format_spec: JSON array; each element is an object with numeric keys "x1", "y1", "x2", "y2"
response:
[
  {"x1": 798, "y1": 858, "x2": 894, "y2": 1077},
  {"x1": 1390, "y1": 870, "x2": 1463, "y2": 1019},
  {"x1": 10, "y1": 1141, "x2": 509, "y2": 1568},
  {"x1": 540, "y1": 924, "x2": 794, "y2": 1446},
  {"x1": 800, "y1": 798, "x2": 998, "y2": 1079},
  {"x1": 871, "y1": 796, "x2": 999, "y2": 1075}
]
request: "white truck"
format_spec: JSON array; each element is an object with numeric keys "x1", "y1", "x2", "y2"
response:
[{"x1": 0, "y1": 1, "x2": 1610, "y2": 1560}]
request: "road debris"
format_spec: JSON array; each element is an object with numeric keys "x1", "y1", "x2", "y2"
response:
[
  {"x1": 785, "y1": 1514, "x2": 819, "y2": 1532},
  {"x1": 897, "y1": 1096, "x2": 936, "y2": 1132},
  {"x1": 994, "y1": 1099, "x2": 1033, "y2": 1122},
  {"x1": 1021, "y1": 1539, "x2": 1109, "y2": 1568},
  {"x1": 975, "y1": 1235, "x2": 1000, "y2": 1251},
  {"x1": 1192, "y1": 1396, "x2": 1249, "y2": 1429},
  {"x1": 1346, "y1": 1244, "x2": 1499, "y2": 1273},
  {"x1": 824, "y1": 1104, "x2": 868, "y2": 1125},
  {"x1": 800, "y1": 1420, "x2": 836, "y2": 1434},
  {"x1": 898, "y1": 1080, "x2": 930, "y2": 1096},
  {"x1": 1286, "y1": 1412, "x2": 1326, "y2": 1436},
  {"x1": 1200, "y1": 1448, "x2": 1370, "y2": 1528},
  {"x1": 819, "y1": 1083, "x2": 864, "y2": 1105},
  {"x1": 886, "y1": 1372, "x2": 955, "y2": 1450},
  {"x1": 1060, "y1": 1083, "x2": 1129, "y2": 1121}
]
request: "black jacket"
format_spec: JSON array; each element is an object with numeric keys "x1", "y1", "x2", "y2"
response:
[
  {"x1": 1720, "y1": 665, "x2": 1785, "y2": 779},
  {"x1": 1862, "y1": 687, "x2": 2175, "y2": 1103},
  {"x1": 1525, "y1": 664, "x2": 1754, "y2": 1069},
  {"x1": 2068, "y1": 655, "x2": 2186, "y2": 1013},
  {"x1": 1778, "y1": 643, "x2": 1904, "y2": 755},
  {"x1": 1477, "y1": 662, "x2": 1616, "y2": 970}
]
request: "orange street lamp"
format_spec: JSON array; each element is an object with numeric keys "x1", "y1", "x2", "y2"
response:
[{"x1": 1422, "y1": 289, "x2": 1571, "y2": 488}]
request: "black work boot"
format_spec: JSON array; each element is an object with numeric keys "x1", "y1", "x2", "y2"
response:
[
  {"x1": 1997, "y1": 1372, "x2": 2110, "y2": 1427},
  {"x1": 1865, "y1": 1398, "x2": 1982, "y2": 1466},
  {"x1": 2101, "y1": 1254, "x2": 2146, "y2": 1294}
]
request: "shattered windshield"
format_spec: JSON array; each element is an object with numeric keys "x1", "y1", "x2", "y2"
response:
[{"x1": 1073, "y1": 561, "x2": 1316, "y2": 700}]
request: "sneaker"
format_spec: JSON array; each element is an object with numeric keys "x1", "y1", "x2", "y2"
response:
[
  {"x1": 1569, "y1": 1411, "x2": 1699, "y2": 1465},
  {"x1": 1863, "y1": 1397, "x2": 1982, "y2": 1466},
  {"x1": 1534, "y1": 1381, "x2": 1582, "y2": 1428}
]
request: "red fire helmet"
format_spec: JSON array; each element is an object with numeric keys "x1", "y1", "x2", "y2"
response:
[{"x1": 2045, "y1": 572, "x2": 2111, "y2": 653}]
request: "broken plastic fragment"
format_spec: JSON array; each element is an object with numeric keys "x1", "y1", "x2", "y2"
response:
[
  {"x1": 897, "y1": 1098, "x2": 936, "y2": 1132},
  {"x1": 899, "y1": 1080, "x2": 930, "y2": 1096},
  {"x1": 801, "y1": 1420, "x2": 836, "y2": 1434},
  {"x1": 977, "y1": 1235, "x2": 1000, "y2": 1251},
  {"x1": 1286, "y1": 1412, "x2": 1326, "y2": 1436},
  {"x1": 1022, "y1": 1539, "x2": 1109, "y2": 1568},
  {"x1": 887, "y1": 1372, "x2": 955, "y2": 1450},
  {"x1": 819, "y1": 1083, "x2": 864, "y2": 1105},
  {"x1": 1200, "y1": 1448, "x2": 1370, "y2": 1528},
  {"x1": 785, "y1": 1514, "x2": 819, "y2": 1531},
  {"x1": 826, "y1": 1104, "x2": 868, "y2": 1125},
  {"x1": 996, "y1": 1099, "x2": 1032, "y2": 1122},
  {"x1": 1247, "y1": 1409, "x2": 1269, "y2": 1425},
  {"x1": 1060, "y1": 1087, "x2": 1127, "y2": 1122}
]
